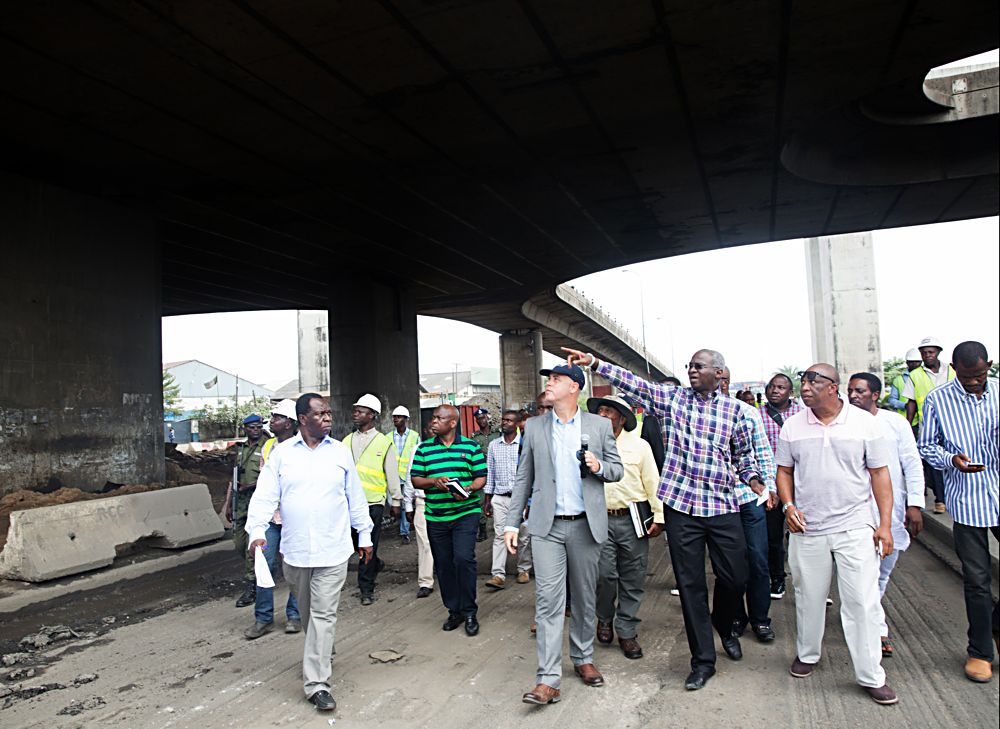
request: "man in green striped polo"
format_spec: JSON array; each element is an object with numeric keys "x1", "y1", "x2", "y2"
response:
[{"x1": 411, "y1": 404, "x2": 488, "y2": 637}]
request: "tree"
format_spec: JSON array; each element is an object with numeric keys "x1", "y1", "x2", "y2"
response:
[
  {"x1": 197, "y1": 396, "x2": 273, "y2": 436},
  {"x1": 775, "y1": 365, "x2": 802, "y2": 397},
  {"x1": 991, "y1": 362, "x2": 999, "y2": 379},
  {"x1": 882, "y1": 357, "x2": 905, "y2": 388},
  {"x1": 162, "y1": 370, "x2": 183, "y2": 418}
]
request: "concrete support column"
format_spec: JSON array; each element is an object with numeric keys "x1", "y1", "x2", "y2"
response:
[
  {"x1": 499, "y1": 330, "x2": 543, "y2": 411},
  {"x1": 327, "y1": 280, "x2": 419, "y2": 439},
  {"x1": 0, "y1": 171, "x2": 164, "y2": 496},
  {"x1": 805, "y1": 233, "x2": 883, "y2": 385}
]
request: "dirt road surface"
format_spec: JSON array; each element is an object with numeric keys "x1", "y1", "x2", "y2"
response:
[{"x1": 1, "y1": 531, "x2": 997, "y2": 728}]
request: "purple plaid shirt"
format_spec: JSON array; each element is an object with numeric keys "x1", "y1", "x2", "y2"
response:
[
  {"x1": 758, "y1": 400, "x2": 803, "y2": 453},
  {"x1": 597, "y1": 362, "x2": 761, "y2": 517}
]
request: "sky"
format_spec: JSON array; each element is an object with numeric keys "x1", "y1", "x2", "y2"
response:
[{"x1": 161, "y1": 216, "x2": 999, "y2": 387}]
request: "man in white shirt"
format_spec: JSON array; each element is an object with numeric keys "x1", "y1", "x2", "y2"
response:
[
  {"x1": 847, "y1": 373, "x2": 925, "y2": 657},
  {"x1": 247, "y1": 393, "x2": 374, "y2": 713}
]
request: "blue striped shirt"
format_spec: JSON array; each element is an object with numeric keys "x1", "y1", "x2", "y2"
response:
[
  {"x1": 917, "y1": 378, "x2": 999, "y2": 528},
  {"x1": 733, "y1": 400, "x2": 777, "y2": 505}
]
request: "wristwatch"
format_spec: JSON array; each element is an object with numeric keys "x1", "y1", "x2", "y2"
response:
[{"x1": 782, "y1": 502, "x2": 795, "y2": 513}]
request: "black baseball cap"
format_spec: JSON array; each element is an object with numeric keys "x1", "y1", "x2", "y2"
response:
[{"x1": 539, "y1": 364, "x2": 586, "y2": 389}]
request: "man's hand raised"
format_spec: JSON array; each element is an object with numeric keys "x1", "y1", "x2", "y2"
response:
[{"x1": 561, "y1": 347, "x2": 595, "y2": 368}]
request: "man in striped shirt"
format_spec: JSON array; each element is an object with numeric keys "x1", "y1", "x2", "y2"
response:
[
  {"x1": 918, "y1": 341, "x2": 999, "y2": 683},
  {"x1": 410, "y1": 404, "x2": 488, "y2": 637},
  {"x1": 484, "y1": 410, "x2": 531, "y2": 589},
  {"x1": 569, "y1": 347, "x2": 763, "y2": 691}
]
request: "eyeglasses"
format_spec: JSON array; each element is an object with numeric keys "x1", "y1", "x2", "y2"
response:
[
  {"x1": 798, "y1": 371, "x2": 838, "y2": 385},
  {"x1": 686, "y1": 362, "x2": 716, "y2": 371}
]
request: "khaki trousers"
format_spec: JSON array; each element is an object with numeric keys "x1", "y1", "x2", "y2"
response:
[
  {"x1": 414, "y1": 498, "x2": 435, "y2": 589},
  {"x1": 284, "y1": 560, "x2": 349, "y2": 698}
]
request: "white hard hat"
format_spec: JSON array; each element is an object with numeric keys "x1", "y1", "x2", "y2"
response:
[
  {"x1": 391, "y1": 405, "x2": 410, "y2": 417},
  {"x1": 905, "y1": 348, "x2": 921, "y2": 361},
  {"x1": 271, "y1": 399, "x2": 297, "y2": 420},
  {"x1": 918, "y1": 336, "x2": 943, "y2": 351},
  {"x1": 353, "y1": 393, "x2": 382, "y2": 414}
]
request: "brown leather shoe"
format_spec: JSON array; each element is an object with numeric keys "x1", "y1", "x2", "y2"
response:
[
  {"x1": 522, "y1": 683, "x2": 561, "y2": 704},
  {"x1": 596, "y1": 621, "x2": 613, "y2": 644},
  {"x1": 574, "y1": 663, "x2": 605, "y2": 686},
  {"x1": 619, "y1": 635, "x2": 643, "y2": 659},
  {"x1": 965, "y1": 657, "x2": 993, "y2": 683}
]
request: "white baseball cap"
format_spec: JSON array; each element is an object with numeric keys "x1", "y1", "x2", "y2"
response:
[
  {"x1": 905, "y1": 348, "x2": 921, "y2": 361},
  {"x1": 353, "y1": 393, "x2": 382, "y2": 414},
  {"x1": 270, "y1": 399, "x2": 297, "y2": 420},
  {"x1": 918, "y1": 336, "x2": 943, "y2": 351},
  {"x1": 391, "y1": 405, "x2": 410, "y2": 417}
]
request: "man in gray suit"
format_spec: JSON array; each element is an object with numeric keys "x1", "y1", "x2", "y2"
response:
[{"x1": 504, "y1": 363, "x2": 624, "y2": 705}]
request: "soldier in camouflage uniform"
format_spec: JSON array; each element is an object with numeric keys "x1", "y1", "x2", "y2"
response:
[
  {"x1": 225, "y1": 413, "x2": 267, "y2": 607},
  {"x1": 470, "y1": 407, "x2": 500, "y2": 542}
]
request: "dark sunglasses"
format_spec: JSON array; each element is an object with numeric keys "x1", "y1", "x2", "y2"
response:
[
  {"x1": 798, "y1": 371, "x2": 837, "y2": 385},
  {"x1": 686, "y1": 362, "x2": 716, "y2": 371}
]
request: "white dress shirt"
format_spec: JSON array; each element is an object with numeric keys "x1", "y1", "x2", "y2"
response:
[
  {"x1": 871, "y1": 409, "x2": 925, "y2": 550},
  {"x1": 246, "y1": 433, "x2": 374, "y2": 568}
]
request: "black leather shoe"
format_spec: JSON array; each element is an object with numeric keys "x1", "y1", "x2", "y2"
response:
[
  {"x1": 684, "y1": 667, "x2": 716, "y2": 690},
  {"x1": 731, "y1": 617, "x2": 747, "y2": 638},
  {"x1": 721, "y1": 634, "x2": 743, "y2": 660},
  {"x1": 442, "y1": 614, "x2": 463, "y2": 631},
  {"x1": 235, "y1": 583, "x2": 256, "y2": 608},
  {"x1": 753, "y1": 624, "x2": 776, "y2": 642},
  {"x1": 308, "y1": 690, "x2": 336, "y2": 711},
  {"x1": 416, "y1": 586, "x2": 434, "y2": 598},
  {"x1": 465, "y1": 616, "x2": 480, "y2": 636}
]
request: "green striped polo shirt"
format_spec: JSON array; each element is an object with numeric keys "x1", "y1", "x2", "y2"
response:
[{"x1": 411, "y1": 434, "x2": 487, "y2": 522}]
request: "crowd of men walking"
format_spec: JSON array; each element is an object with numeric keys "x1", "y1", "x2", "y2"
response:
[{"x1": 225, "y1": 336, "x2": 998, "y2": 714}]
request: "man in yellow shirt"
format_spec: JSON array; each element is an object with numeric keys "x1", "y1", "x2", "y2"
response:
[{"x1": 588, "y1": 394, "x2": 664, "y2": 659}]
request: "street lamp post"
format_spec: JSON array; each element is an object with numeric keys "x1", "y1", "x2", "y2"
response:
[{"x1": 621, "y1": 268, "x2": 650, "y2": 376}]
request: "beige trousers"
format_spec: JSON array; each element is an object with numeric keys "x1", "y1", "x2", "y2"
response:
[
  {"x1": 283, "y1": 560, "x2": 349, "y2": 698},
  {"x1": 414, "y1": 498, "x2": 435, "y2": 589}
]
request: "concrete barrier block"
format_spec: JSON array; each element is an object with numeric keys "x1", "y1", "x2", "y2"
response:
[{"x1": 0, "y1": 484, "x2": 223, "y2": 582}]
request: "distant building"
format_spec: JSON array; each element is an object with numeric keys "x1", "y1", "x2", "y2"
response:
[
  {"x1": 419, "y1": 367, "x2": 500, "y2": 408},
  {"x1": 163, "y1": 360, "x2": 274, "y2": 416}
]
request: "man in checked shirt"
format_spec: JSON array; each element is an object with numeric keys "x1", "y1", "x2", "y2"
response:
[{"x1": 564, "y1": 347, "x2": 765, "y2": 691}]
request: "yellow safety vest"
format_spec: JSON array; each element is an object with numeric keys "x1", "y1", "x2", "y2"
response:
[
  {"x1": 395, "y1": 429, "x2": 420, "y2": 481},
  {"x1": 261, "y1": 437, "x2": 277, "y2": 464},
  {"x1": 910, "y1": 365, "x2": 956, "y2": 424},
  {"x1": 343, "y1": 431, "x2": 392, "y2": 504}
]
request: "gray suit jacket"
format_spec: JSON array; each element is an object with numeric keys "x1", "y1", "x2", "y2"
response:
[{"x1": 507, "y1": 410, "x2": 623, "y2": 543}]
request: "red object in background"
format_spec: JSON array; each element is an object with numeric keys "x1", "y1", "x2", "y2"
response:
[
  {"x1": 591, "y1": 384, "x2": 613, "y2": 398},
  {"x1": 459, "y1": 404, "x2": 478, "y2": 438}
]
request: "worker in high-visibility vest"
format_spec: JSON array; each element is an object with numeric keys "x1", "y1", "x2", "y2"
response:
[
  {"x1": 343, "y1": 394, "x2": 402, "y2": 605},
  {"x1": 884, "y1": 349, "x2": 922, "y2": 426},
  {"x1": 903, "y1": 337, "x2": 956, "y2": 513},
  {"x1": 244, "y1": 398, "x2": 301, "y2": 640}
]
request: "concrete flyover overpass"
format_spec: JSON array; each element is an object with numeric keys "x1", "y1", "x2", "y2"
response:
[{"x1": 0, "y1": 1, "x2": 997, "y2": 494}]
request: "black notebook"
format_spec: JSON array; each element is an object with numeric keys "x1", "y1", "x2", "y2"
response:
[
  {"x1": 628, "y1": 500, "x2": 655, "y2": 539},
  {"x1": 445, "y1": 479, "x2": 470, "y2": 499}
]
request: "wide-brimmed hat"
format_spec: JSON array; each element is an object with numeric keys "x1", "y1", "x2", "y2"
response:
[{"x1": 586, "y1": 394, "x2": 637, "y2": 432}]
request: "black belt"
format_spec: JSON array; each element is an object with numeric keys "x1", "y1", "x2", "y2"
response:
[
  {"x1": 490, "y1": 492, "x2": 513, "y2": 497},
  {"x1": 607, "y1": 508, "x2": 629, "y2": 517},
  {"x1": 554, "y1": 513, "x2": 587, "y2": 521}
]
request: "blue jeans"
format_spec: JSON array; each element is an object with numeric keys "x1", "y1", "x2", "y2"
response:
[
  {"x1": 255, "y1": 522, "x2": 300, "y2": 625},
  {"x1": 399, "y1": 509, "x2": 411, "y2": 537},
  {"x1": 735, "y1": 500, "x2": 771, "y2": 628}
]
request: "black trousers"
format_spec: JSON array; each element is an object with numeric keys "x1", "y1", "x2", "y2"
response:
[
  {"x1": 427, "y1": 512, "x2": 479, "y2": 618},
  {"x1": 922, "y1": 459, "x2": 946, "y2": 504},
  {"x1": 352, "y1": 504, "x2": 384, "y2": 596},
  {"x1": 953, "y1": 523, "x2": 1000, "y2": 661},
  {"x1": 665, "y1": 506, "x2": 747, "y2": 671},
  {"x1": 765, "y1": 505, "x2": 786, "y2": 581}
]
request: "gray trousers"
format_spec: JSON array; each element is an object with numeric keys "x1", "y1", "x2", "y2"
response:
[
  {"x1": 284, "y1": 560, "x2": 349, "y2": 698},
  {"x1": 596, "y1": 514, "x2": 649, "y2": 639},
  {"x1": 532, "y1": 518, "x2": 602, "y2": 689}
]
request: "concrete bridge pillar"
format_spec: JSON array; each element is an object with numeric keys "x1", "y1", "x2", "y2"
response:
[
  {"x1": 326, "y1": 279, "x2": 419, "y2": 438},
  {"x1": 805, "y1": 233, "x2": 883, "y2": 386},
  {"x1": 0, "y1": 171, "x2": 164, "y2": 496},
  {"x1": 499, "y1": 330, "x2": 543, "y2": 411}
]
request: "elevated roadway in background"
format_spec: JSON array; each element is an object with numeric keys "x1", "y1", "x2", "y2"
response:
[{"x1": 0, "y1": 1, "x2": 996, "y2": 492}]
